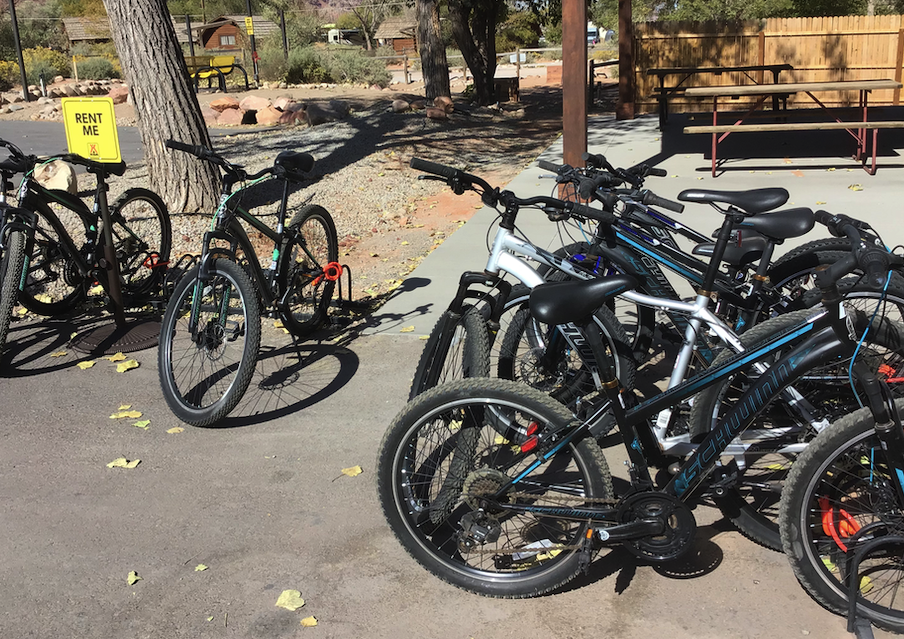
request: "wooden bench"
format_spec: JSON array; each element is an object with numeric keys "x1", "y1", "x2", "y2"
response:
[
  {"x1": 684, "y1": 121, "x2": 904, "y2": 175},
  {"x1": 184, "y1": 55, "x2": 249, "y2": 93}
]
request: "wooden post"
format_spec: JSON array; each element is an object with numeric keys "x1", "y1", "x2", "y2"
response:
[
  {"x1": 615, "y1": 0, "x2": 634, "y2": 119},
  {"x1": 757, "y1": 31, "x2": 765, "y2": 83},
  {"x1": 73, "y1": 55, "x2": 79, "y2": 82},
  {"x1": 895, "y1": 28, "x2": 903, "y2": 105},
  {"x1": 515, "y1": 47, "x2": 521, "y2": 81},
  {"x1": 562, "y1": 0, "x2": 588, "y2": 166},
  {"x1": 403, "y1": 55, "x2": 410, "y2": 84}
]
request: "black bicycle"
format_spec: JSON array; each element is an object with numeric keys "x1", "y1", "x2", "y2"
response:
[
  {"x1": 158, "y1": 140, "x2": 339, "y2": 427},
  {"x1": 376, "y1": 210, "x2": 904, "y2": 619}
]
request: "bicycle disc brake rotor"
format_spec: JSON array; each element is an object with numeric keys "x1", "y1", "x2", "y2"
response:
[
  {"x1": 617, "y1": 492, "x2": 697, "y2": 562},
  {"x1": 518, "y1": 346, "x2": 568, "y2": 392}
]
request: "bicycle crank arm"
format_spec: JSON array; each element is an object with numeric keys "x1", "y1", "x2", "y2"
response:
[{"x1": 595, "y1": 518, "x2": 665, "y2": 543}]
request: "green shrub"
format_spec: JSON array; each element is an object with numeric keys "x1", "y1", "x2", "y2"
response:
[
  {"x1": 286, "y1": 46, "x2": 331, "y2": 84},
  {"x1": 22, "y1": 47, "x2": 70, "y2": 85},
  {"x1": 0, "y1": 61, "x2": 18, "y2": 91},
  {"x1": 321, "y1": 49, "x2": 390, "y2": 87},
  {"x1": 257, "y1": 39, "x2": 288, "y2": 82},
  {"x1": 76, "y1": 57, "x2": 120, "y2": 80}
]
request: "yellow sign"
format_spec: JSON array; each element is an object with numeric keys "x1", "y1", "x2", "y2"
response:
[
  {"x1": 61, "y1": 98, "x2": 121, "y2": 163},
  {"x1": 245, "y1": 16, "x2": 254, "y2": 35}
]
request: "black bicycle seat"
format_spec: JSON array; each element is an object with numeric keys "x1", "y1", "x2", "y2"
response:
[
  {"x1": 735, "y1": 207, "x2": 815, "y2": 241},
  {"x1": 274, "y1": 151, "x2": 314, "y2": 174},
  {"x1": 678, "y1": 188, "x2": 789, "y2": 214},
  {"x1": 530, "y1": 275, "x2": 638, "y2": 325}
]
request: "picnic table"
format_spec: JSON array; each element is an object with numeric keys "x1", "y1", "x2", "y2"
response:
[
  {"x1": 647, "y1": 64, "x2": 794, "y2": 127},
  {"x1": 682, "y1": 79, "x2": 904, "y2": 176}
]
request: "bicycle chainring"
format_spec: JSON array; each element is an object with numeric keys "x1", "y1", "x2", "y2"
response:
[{"x1": 616, "y1": 492, "x2": 696, "y2": 563}]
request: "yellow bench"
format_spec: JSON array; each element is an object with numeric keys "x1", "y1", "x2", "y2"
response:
[{"x1": 184, "y1": 55, "x2": 249, "y2": 93}]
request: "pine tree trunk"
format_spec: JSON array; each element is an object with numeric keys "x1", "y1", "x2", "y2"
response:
[
  {"x1": 416, "y1": 0, "x2": 451, "y2": 100},
  {"x1": 102, "y1": 0, "x2": 221, "y2": 213},
  {"x1": 448, "y1": 0, "x2": 498, "y2": 106}
]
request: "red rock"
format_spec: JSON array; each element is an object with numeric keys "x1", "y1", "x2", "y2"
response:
[
  {"x1": 278, "y1": 110, "x2": 304, "y2": 125},
  {"x1": 216, "y1": 108, "x2": 246, "y2": 126},
  {"x1": 255, "y1": 106, "x2": 282, "y2": 126},
  {"x1": 200, "y1": 105, "x2": 219, "y2": 126},
  {"x1": 392, "y1": 99, "x2": 410, "y2": 113},
  {"x1": 273, "y1": 96, "x2": 294, "y2": 110},
  {"x1": 209, "y1": 96, "x2": 240, "y2": 112},
  {"x1": 107, "y1": 85, "x2": 129, "y2": 104},
  {"x1": 410, "y1": 99, "x2": 426, "y2": 110},
  {"x1": 433, "y1": 95, "x2": 453, "y2": 113},
  {"x1": 426, "y1": 107, "x2": 447, "y2": 120},
  {"x1": 239, "y1": 95, "x2": 271, "y2": 111}
]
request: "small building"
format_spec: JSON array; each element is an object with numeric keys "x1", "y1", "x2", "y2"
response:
[
  {"x1": 62, "y1": 17, "x2": 201, "y2": 47},
  {"x1": 199, "y1": 15, "x2": 279, "y2": 51},
  {"x1": 374, "y1": 15, "x2": 417, "y2": 54}
]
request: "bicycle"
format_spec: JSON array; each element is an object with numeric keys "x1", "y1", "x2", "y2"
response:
[
  {"x1": 377, "y1": 210, "x2": 904, "y2": 606},
  {"x1": 158, "y1": 140, "x2": 340, "y2": 427},
  {"x1": 0, "y1": 140, "x2": 171, "y2": 350}
]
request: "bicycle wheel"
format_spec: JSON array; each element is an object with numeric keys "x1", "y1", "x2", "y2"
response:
[
  {"x1": 106, "y1": 188, "x2": 171, "y2": 299},
  {"x1": 0, "y1": 225, "x2": 26, "y2": 352},
  {"x1": 19, "y1": 192, "x2": 90, "y2": 316},
  {"x1": 781, "y1": 400, "x2": 904, "y2": 633},
  {"x1": 496, "y1": 284, "x2": 636, "y2": 407},
  {"x1": 408, "y1": 305, "x2": 491, "y2": 400},
  {"x1": 689, "y1": 308, "x2": 904, "y2": 550},
  {"x1": 157, "y1": 259, "x2": 261, "y2": 427},
  {"x1": 278, "y1": 205, "x2": 339, "y2": 336},
  {"x1": 538, "y1": 241, "x2": 656, "y2": 362},
  {"x1": 377, "y1": 377, "x2": 613, "y2": 598}
]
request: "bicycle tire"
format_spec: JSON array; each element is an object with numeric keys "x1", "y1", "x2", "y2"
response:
[
  {"x1": 781, "y1": 399, "x2": 904, "y2": 633},
  {"x1": 106, "y1": 188, "x2": 171, "y2": 299},
  {"x1": 537, "y1": 241, "x2": 656, "y2": 361},
  {"x1": 0, "y1": 226, "x2": 26, "y2": 352},
  {"x1": 496, "y1": 284, "x2": 636, "y2": 406},
  {"x1": 689, "y1": 308, "x2": 904, "y2": 550},
  {"x1": 408, "y1": 305, "x2": 491, "y2": 400},
  {"x1": 19, "y1": 190, "x2": 90, "y2": 316},
  {"x1": 377, "y1": 377, "x2": 613, "y2": 598},
  {"x1": 278, "y1": 205, "x2": 339, "y2": 336},
  {"x1": 157, "y1": 259, "x2": 261, "y2": 427}
]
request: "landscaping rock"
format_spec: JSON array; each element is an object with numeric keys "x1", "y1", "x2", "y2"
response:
[
  {"x1": 304, "y1": 101, "x2": 349, "y2": 126},
  {"x1": 62, "y1": 84, "x2": 79, "y2": 97},
  {"x1": 410, "y1": 99, "x2": 426, "y2": 110},
  {"x1": 255, "y1": 106, "x2": 282, "y2": 126},
  {"x1": 200, "y1": 105, "x2": 219, "y2": 126},
  {"x1": 239, "y1": 95, "x2": 271, "y2": 111},
  {"x1": 49, "y1": 87, "x2": 65, "y2": 99},
  {"x1": 391, "y1": 99, "x2": 410, "y2": 113},
  {"x1": 34, "y1": 160, "x2": 77, "y2": 194},
  {"x1": 278, "y1": 109, "x2": 305, "y2": 125},
  {"x1": 433, "y1": 96, "x2": 454, "y2": 113},
  {"x1": 53, "y1": 75, "x2": 64, "y2": 84},
  {"x1": 210, "y1": 96, "x2": 240, "y2": 112},
  {"x1": 426, "y1": 106, "x2": 447, "y2": 120},
  {"x1": 216, "y1": 108, "x2": 246, "y2": 126},
  {"x1": 108, "y1": 85, "x2": 129, "y2": 104},
  {"x1": 8, "y1": 104, "x2": 24, "y2": 112},
  {"x1": 273, "y1": 96, "x2": 294, "y2": 111}
]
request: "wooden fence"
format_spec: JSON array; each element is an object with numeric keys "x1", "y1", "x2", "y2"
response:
[{"x1": 634, "y1": 14, "x2": 904, "y2": 113}]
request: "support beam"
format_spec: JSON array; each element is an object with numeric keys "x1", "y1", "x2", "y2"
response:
[
  {"x1": 616, "y1": 0, "x2": 634, "y2": 119},
  {"x1": 562, "y1": 0, "x2": 587, "y2": 167}
]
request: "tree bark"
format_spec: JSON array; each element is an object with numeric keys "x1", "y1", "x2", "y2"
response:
[
  {"x1": 447, "y1": 0, "x2": 499, "y2": 106},
  {"x1": 102, "y1": 0, "x2": 221, "y2": 213},
  {"x1": 416, "y1": 0, "x2": 451, "y2": 100}
]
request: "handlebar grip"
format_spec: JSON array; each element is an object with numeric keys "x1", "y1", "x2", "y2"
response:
[
  {"x1": 538, "y1": 159, "x2": 565, "y2": 173},
  {"x1": 860, "y1": 249, "x2": 891, "y2": 289},
  {"x1": 581, "y1": 152, "x2": 608, "y2": 169},
  {"x1": 641, "y1": 190, "x2": 685, "y2": 213},
  {"x1": 647, "y1": 167, "x2": 668, "y2": 177},
  {"x1": 410, "y1": 157, "x2": 460, "y2": 180},
  {"x1": 571, "y1": 202, "x2": 616, "y2": 225},
  {"x1": 166, "y1": 139, "x2": 211, "y2": 159}
]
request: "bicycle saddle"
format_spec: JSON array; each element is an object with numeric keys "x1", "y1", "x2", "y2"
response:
[
  {"x1": 275, "y1": 151, "x2": 314, "y2": 174},
  {"x1": 678, "y1": 188, "x2": 789, "y2": 214},
  {"x1": 735, "y1": 207, "x2": 815, "y2": 241},
  {"x1": 530, "y1": 275, "x2": 638, "y2": 326}
]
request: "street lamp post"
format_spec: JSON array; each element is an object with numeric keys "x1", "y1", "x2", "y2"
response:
[{"x1": 8, "y1": 0, "x2": 31, "y2": 102}]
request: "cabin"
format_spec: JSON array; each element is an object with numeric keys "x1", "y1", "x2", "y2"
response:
[
  {"x1": 62, "y1": 17, "x2": 201, "y2": 47},
  {"x1": 199, "y1": 15, "x2": 279, "y2": 51},
  {"x1": 374, "y1": 15, "x2": 417, "y2": 54}
]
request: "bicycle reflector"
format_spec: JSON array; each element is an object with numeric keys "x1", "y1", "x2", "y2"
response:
[{"x1": 520, "y1": 422, "x2": 541, "y2": 453}]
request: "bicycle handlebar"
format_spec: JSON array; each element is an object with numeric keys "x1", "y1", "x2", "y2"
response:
[
  {"x1": 815, "y1": 215, "x2": 901, "y2": 289},
  {"x1": 641, "y1": 190, "x2": 685, "y2": 213}
]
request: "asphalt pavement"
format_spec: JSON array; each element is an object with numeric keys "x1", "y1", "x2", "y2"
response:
[{"x1": 2, "y1": 111, "x2": 904, "y2": 638}]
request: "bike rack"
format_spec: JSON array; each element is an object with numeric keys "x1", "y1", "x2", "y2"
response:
[
  {"x1": 842, "y1": 522, "x2": 904, "y2": 638},
  {"x1": 162, "y1": 253, "x2": 201, "y2": 300},
  {"x1": 335, "y1": 262, "x2": 369, "y2": 310}
]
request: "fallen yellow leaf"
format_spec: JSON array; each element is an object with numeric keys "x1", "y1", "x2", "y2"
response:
[
  {"x1": 341, "y1": 465, "x2": 363, "y2": 477},
  {"x1": 107, "y1": 457, "x2": 141, "y2": 469},
  {"x1": 17, "y1": 308, "x2": 27, "y2": 316},
  {"x1": 110, "y1": 410, "x2": 142, "y2": 419},
  {"x1": 195, "y1": 564, "x2": 209, "y2": 572},
  {"x1": 301, "y1": 616, "x2": 318, "y2": 627},
  {"x1": 50, "y1": 351, "x2": 67, "y2": 358},
  {"x1": 132, "y1": 420, "x2": 150, "y2": 430},
  {"x1": 105, "y1": 352, "x2": 127, "y2": 362},
  {"x1": 119, "y1": 404, "x2": 131, "y2": 410},
  {"x1": 34, "y1": 293, "x2": 52, "y2": 304},
  {"x1": 816, "y1": 201, "x2": 827, "y2": 205},
  {"x1": 399, "y1": 326, "x2": 415, "y2": 333},
  {"x1": 116, "y1": 359, "x2": 139, "y2": 373},
  {"x1": 401, "y1": 241, "x2": 409, "y2": 246},
  {"x1": 273, "y1": 320, "x2": 284, "y2": 329},
  {"x1": 167, "y1": 427, "x2": 184, "y2": 434},
  {"x1": 89, "y1": 285, "x2": 104, "y2": 295},
  {"x1": 848, "y1": 184, "x2": 863, "y2": 191},
  {"x1": 419, "y1": 335, "x2": 429, "y2": 341},
  {"x1": 275, "y1": 589, "x2": 305, "y2": 611},
  {"x1": 127, "y1": 571, "x2": 141, "y2": 585},
  {"x1": 76, "y1": 361, "x2": 95, "y2": 370}
]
